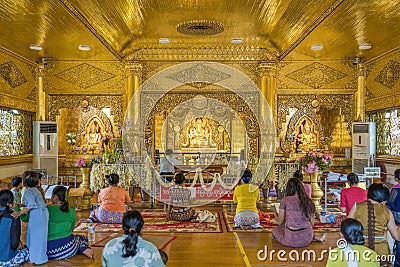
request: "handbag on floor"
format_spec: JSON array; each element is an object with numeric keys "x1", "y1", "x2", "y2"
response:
[{"x1": 196, "y1": 210, "x2": 216, "y2": 223}]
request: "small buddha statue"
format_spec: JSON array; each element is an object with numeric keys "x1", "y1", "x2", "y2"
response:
[
  {"x1": 297, "y1": 119, "x2": 318, "y2": 151},
  {"x1": 84, "y1": 120, "x2": 103, "y2": 149}
]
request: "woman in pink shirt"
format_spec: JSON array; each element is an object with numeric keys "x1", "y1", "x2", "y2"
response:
[
  {"x1": 340, "y1": 172, "x2": 367, "y2": 215},
  {"x1": 88, "y1": 173, "x2": 131, "y2": 223}
]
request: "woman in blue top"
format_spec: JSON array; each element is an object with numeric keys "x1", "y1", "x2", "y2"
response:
[
  {"x1": 13, "y1": 171, "x2": 49, "y2": 265},
  {"x1": 102, "y1": 210, "x2": 165, "y2": 267},
  {"x1": 0, "y1": 190, "x2": 29, "y2": 266}
]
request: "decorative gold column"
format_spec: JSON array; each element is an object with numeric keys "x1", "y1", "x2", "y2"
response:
[
  {"x1": 36, "y1": 64, "x2": 46, "y2": 121},
  {"x1": 309, "y1": 172, "x2": 323, "y2": 211},
  {"x1": 125, "y1": 61, "x2": 143, "y2": 124},
  {"x1": 355, "y1": 63, "x2": 366, "y2": 122}
]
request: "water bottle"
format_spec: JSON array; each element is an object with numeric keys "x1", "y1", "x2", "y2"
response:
[{"x1": 87, "y1": 223, "x2": 95, "y2": 243}]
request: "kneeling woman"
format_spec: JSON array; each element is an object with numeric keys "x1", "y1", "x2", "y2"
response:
[
  {"x1": 89, "y1": 173, "x2": 131, "y2": 224},
  {"x1": 102, "y1": 210, "x2": 165, "y2": 266},
  {"x1": 166, "y1": 172, "x2": 196, "y2": 221},
  {"x1": 47, "y1": 186, "x2": 94, "y2": 260},
  {"x1": 272, "y1": 178, "x2": 320, "y2": 247}
]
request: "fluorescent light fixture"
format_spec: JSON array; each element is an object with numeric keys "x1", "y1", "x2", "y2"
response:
[
  {"x1": 311, "y1": 44, "x2": 323, "y2": 51},
  {"x1": 159, "y1": 38, "x2": 170, "y2": 44},
  {"x1": 359, "y1": 43, "x2": 372, "y2": 50},
  {"x1": 231, "y1": 38, "x2": 242, "y2": 44},
  {"x1": 29, "y1": 44, "x2": 42, "y2": 50},
  {"x1": 79, "y1": 45, "x2": 91, "y2": 51}
]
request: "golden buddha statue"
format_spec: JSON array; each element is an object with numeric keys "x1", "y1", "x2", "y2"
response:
[
  {"x1": 183, "y1": 117, "x2": 215, "y2": 148},
  {"x1": 297, "y1": 118, "x2": 318, "y2": 151},
  {"x1": 84, "y1": 119, "x2": 103, "y2": 149}
]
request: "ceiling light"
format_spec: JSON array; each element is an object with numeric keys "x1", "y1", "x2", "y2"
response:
[
  {"x1": 359, "y1": 43, "x2": 372, "y2": 50},
  {"x1": 311, "y1": 44, "x2": 323, "y2": 51},
  {"x1": 29, "y1": 44, "x2": 42, "y2": 51},
  {"x1": 231, "y1": 38, "x2": 242, "y2": 44},
  {"x1": 78, "y1": 45, "x2": 91, "y2": 51},
  {"x1": 159, "y1": 38, "x2": 170, "y2": 44}
]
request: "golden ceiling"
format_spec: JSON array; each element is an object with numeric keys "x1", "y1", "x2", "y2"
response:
[{"x1": 0, "y1": 0, "x2": 399, "y2": 62}]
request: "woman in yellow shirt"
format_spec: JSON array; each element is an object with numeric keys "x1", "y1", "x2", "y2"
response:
[{"x1": 233, "y1": 169, "x2": 262, "y2": 230}]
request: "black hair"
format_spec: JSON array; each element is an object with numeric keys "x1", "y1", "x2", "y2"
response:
[
  {"x1": 173, "y1": 172, "x2": 186, "y2": 184},
  {"x1": 12, "y1": 176, "x2": 22, "y2": 188},
  {"x1": 22, "y1": 171, "x2": 40, "y2": 188},
  {"x1": 285, "y1": 178, "x2": 316, "y2": 218},
  {"x1": 52, "y1": 186, "x2": 69, "y2": 212},
  {"x1": 367, "y1": 183, "x2": 389, "y2": 203},
  {"x1": 341, "y1": 218, "x2": 365, "y2": 245},
  {"x1": 158, "y1": 249, "x2": 168, "y2": 264},
  {"x1": 347, "y1": 172, "x2": 359, "y2": 185},
  {"x1": 0, "y1": 190, "x2": 14, "y2": 219},
  {"x1": 106, "y1": 173, "x2": 119, "y2": 185},
  {"x1": 395, "y1": 169, "x2": 400, "y2": 180},
  {"x1": 122, "y1": 210, "x2": 144, "y2": 258},
  {"x1": 241, "y1": 169, "x2": 252, "y2": 179},
  {"x1": 165, "y1": 149, "x2": 173, "y2": 155},
  {"x1": 293, "y1": 170, "x2": 303, "y2": 181}
]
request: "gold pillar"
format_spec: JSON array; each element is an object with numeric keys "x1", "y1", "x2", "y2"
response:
[
  {"x1": 355, "y1": 63, "x2": 366, "y2": 122},
  {"x1": 258, "y1": 62, "x2": 277, "y2": 121},
  {"x1": 36, "y1": 64, "x2": 46, "y2": 121},
  {"x1": 124, "y1": 61, "x2": 143, "y2": 125}
]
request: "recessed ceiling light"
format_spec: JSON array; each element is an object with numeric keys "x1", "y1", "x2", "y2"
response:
[
  {"x1": 29, "y1": 44, "x2": 42, "y2": 51},
  {"x1": 231, "y1": 38, "x2": 242, "y2": 44},
  {"x1": 159, "y1": 38, "x2": 170, "y2": 44},
  {"x1": 359, "y1": 43, "x2": 372, "y2": 50},
  {"x1": 311, "y1": 44, "x2": 323, "y2": 51},
  {"x1": 79, "y1": 45, "x2": 91, "y2": 51}
]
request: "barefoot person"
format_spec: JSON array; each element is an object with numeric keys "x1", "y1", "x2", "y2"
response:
[
  {"x1": 46, "y1": 186, "x2": 94, "y2": 260},
  {"x1": 272, "y1": 178, "x2": 326, "y2": 247}
]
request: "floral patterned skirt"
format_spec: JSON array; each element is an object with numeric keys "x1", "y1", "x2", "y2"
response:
[{"x1": 89, "y1": 206, "x2": 125, "y2": 224}]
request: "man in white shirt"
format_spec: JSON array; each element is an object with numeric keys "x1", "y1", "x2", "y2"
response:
[{"x1": 159, "y1": 149, "x2": 179, "y2": 182}]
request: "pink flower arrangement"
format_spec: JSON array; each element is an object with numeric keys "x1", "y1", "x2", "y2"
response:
[
  {"x1": 76, "y1": 158, "x2": 87, "y2": 167},
  {"x1": 299, "y1": 151, "x2": 333, "y2": 174}
]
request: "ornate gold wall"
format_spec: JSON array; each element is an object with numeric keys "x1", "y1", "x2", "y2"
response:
[
  {"x1": 365, "y1": 48, "x2": 400, "y2": 111},
  {"x1": 0, "y1": 48, "x2": 36, "y2": 112}
]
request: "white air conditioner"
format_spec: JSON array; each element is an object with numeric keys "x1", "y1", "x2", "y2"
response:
[
  {"x1": 33, "y1": 121, "x2": 58, "y2": 177},
  {"x1": 352, "y1": 122, "x2": 376, "y2": 174}
]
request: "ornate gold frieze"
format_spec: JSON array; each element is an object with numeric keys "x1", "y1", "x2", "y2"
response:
[
  {"x1": 286, "y1": 62, "x2": 348, "y2": 89},
  {"x1": 48, "y1": 95, "x2": 124, "y2": 124},
  {"x1": 374, "y1": 60, "x2": 400, "y2": 89},
  {"x1": 55, "y1": 63, "x2": 115, "y2": 88},
  {"x1": 125, "y1": 46, "x2": 277, "y2": 62},
  {"x1": 168, "y1": 64, "x2": 231, "y2": 84},
  {"x1": 366, "y1": 93, "x2": 400, "y2": 111},
  {"x1": 0, "y1": 92, "x2": 36, "y2": 112},
  {"x1": 258, "y1": 61, "x2": 278, "y2": 77},
  {"x1": 0, "y1": 61, "x2": 27, "y2": 88}
]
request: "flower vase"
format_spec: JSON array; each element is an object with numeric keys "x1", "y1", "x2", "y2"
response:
[
  {"x1": 79, "y1": 167, "x2": 94, "y2": 210},
  {"x1": 309, "y1": 172, "x2": 323, "y2": 211}
]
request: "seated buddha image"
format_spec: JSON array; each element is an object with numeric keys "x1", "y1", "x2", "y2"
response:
[
  {"x1": 183, "y1": 117, "x2": 215, "y2": 148},
  {"x1": 296, "y1": 118, "x2": 318, "y2": 151},
  {"x1": 84, "y1": 119, "x2": 104, "y2": 149}
]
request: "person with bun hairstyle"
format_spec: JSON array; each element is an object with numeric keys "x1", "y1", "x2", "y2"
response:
[
  {"x1": 102, "y1": 210, "x2": 165, "y2": 267},
  {"x1": 46, "y1": 186, "x2": 94, "y2": 260},
  {"x1": 87, "y1": 173, "x2": 131, "y2": 224},
  {"x1": 233, "y1": 169, "x2": 262, "y2": 230},
  {"x1": 340, "y1": 172, "x2": 367, "y2": 215},
  {"x1": 348, "y1": 183, "x2": 399, "y2": 263},
  {"x1": 326, "y1": 218, "x2": 379, "y2": 267},
  {"x1": 166, "y1": 172, "x2": 196, "y2": 221},
  {"x1": 0, "y1": 190, "x2": 29, "y2": 266}
]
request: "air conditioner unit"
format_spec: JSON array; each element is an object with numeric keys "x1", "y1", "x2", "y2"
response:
[
  {"x1": 352, "y1": 122, "x2": 376, "y2": 174},
  {"x1": 33, "y1": 121, "x2": 58, "y2": 177}
]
